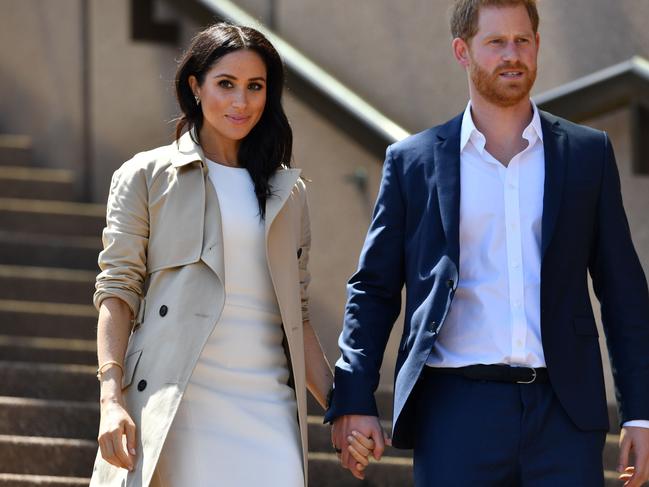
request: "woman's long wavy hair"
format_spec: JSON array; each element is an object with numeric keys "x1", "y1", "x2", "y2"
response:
[{"x1": 175, "y1": 23, "x2": 292, "y2": 219}]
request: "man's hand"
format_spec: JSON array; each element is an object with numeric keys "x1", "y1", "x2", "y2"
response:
[
  {"x1": 618, "y1": 426, "x2": 649, "y2": 486},
  {"x1": 331, "y1": 414, "x2": 390, "y2": 480}
]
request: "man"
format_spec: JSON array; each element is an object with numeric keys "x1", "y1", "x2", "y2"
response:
[{"x1": 325, "y1": 1, "x2": 649, "y2": 485}]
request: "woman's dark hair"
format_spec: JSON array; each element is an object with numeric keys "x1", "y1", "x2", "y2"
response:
[{"x1": 175, "y1": 23, "x2": 292, "y2": 219}]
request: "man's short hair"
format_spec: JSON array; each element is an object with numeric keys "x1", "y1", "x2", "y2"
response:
[{"x1": 450, "y1": 0, "x2": 540, "y2": 41}]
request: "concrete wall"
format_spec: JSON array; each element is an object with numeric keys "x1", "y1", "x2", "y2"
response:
[
  {"x1": 272, "y1": 0, "x2": 649, "y2": 131},
  {"x1": 0, "y1": 0, "x2": 84, "y2": 176}
]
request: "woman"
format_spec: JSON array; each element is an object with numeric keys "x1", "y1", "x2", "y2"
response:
[{"x1": 89, "y1": 23, "x2": 372, "y2": 486}]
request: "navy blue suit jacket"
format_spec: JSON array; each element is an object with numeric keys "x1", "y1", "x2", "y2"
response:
[{"x1": 325, "y1": 111, "x2": 649, "y2": 449}]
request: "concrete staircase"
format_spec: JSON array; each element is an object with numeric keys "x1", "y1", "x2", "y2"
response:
[{"x1": 0, "y1": 134, "x2": 626, "y2": 486}]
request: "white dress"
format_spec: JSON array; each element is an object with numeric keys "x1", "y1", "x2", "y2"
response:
[{"x1": 152, "y1": 160, "x2": 304, "y2": 486}]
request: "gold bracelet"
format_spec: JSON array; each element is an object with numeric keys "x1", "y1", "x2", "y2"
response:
[{"x1": 96, "y1": 360, "x2": 124, "y2": 380}]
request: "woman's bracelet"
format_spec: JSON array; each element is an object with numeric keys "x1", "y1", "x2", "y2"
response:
[{"x1": 96, "y1": 360, "x2": 124, "y2": 380}]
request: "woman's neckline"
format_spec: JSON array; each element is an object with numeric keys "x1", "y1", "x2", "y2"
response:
[{"x1": 204, "y1": 157, "x2": 246, "y2": 170}]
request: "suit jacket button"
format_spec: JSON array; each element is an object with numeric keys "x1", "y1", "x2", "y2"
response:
[
  {"x1": 446, "y1": 279, "x2": 455, "y2": 289},
  {"x1": 137, "y1": 380, "x2": 147, "y2": 391},
  {"x1": 159, "y1": 305, "x2": 168, "y2": 317}
]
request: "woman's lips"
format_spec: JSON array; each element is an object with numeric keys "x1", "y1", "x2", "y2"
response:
[{"x1": 225, "y1": 114, "x2": 251, "y2": 125}]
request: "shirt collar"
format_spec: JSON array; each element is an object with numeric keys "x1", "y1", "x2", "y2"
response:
[{"x1": 460, "y1": 99, "x2": 543, "y2": 155}]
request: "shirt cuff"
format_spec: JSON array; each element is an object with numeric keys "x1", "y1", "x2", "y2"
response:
[{"x1": 623, "y1": 420, "x2": 649, "y2": 429}]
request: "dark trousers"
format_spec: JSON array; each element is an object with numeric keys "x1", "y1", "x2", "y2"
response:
[{"x1": 413, "y1": 372, "x2": 607, "y2": 487}]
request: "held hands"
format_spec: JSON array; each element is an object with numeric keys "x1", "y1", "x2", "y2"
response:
[
  {"x1": 98, "y1": 397, "x2": 137, "y2": 471},
  {"x1": 618, "y1": 426, "x2": 649, "y2": 486},
  {"x1": 331, "y1": 414, "x2": 391, "y2": 480}
]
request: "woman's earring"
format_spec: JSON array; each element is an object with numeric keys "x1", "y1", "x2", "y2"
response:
[{"x1": 194, "y1": 94, "x2": 200, "y2": 105}]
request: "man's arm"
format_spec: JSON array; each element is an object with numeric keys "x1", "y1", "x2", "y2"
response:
[
  {"x1": 326, "y1": 147, "x2": 407, "y2": 478},
  {"x1": 326, "y1": 146, "x2": 407, "y2": 422},
  {"x1": 588, "y1": 133, "x2": 649, "y2": 486}
]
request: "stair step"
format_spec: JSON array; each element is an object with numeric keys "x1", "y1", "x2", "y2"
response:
[
  {"x1": 0, "y1": 300, "x2": 96, "y2": 340},
  {"x1": 0, "y1": 135, "x2": 32, "y2": 167},
  {"x1": 0, "y1": 266, "x2": 95, "y2": 305},
  {"x1": 0, "y1": 396, "x2": 98, "y2": 439},
  {"x1": 0, "y1": 199, "x2": 105, "y2": 237},
  {"x1": 0, "y1": 231, "x2": 101, "y2": 270},
  {"x1": 0, "y1": 167, "x2": 76, "y2": 201},
  {"x1": 0, "y1": 473, "x2": 90, "y2": 487},
  {"x1": 0, "y1": 361, "x2": 97, "y2": 402},
  {"x1": 0, "y1": 336, "x2": 96, "y2": 365},
  {"x1": 0, "y1": 435, "x2": 95, "y2": 477},
  {"x1": 308, "y1": 452, "x2": 413, "y2": 486}
]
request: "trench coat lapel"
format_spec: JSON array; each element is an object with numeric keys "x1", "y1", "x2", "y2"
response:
[
  {"x1": 265, "y1": 168, "x2": 302, "y2": 236},
  {"x1": 201, "y1": 179, "x2": 225, "y2": 284},
  {"x1": 170, "y1": 131, "x2": 225, "y2": 284}
]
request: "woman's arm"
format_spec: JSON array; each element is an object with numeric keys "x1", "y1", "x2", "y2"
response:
[
  {"x1": 96, "y1": 297, "x2": 137, "y2": 471},
  {"x1": 303, "y1": 319, "x2": 333, "y2": 410}
]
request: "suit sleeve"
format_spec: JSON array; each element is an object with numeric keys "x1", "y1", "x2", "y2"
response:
[
  {"x1": 324, "y1": 146, "x2": 406, "y2": 422},
  {"x1": 589, "y1": 133, "x2": 649, "y2": 424}
]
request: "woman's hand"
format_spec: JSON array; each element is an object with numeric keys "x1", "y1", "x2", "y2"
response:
[
  {"x1": 98, "y1": 397, "x2": 137, "y2": 471},
  {"x1": 346, "y1": 430, "x2": 377, "y2": 477}
]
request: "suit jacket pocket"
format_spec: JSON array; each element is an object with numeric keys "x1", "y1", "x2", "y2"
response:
[
  {"x1": 122, "y1": 349, "x2": 143, "y2": 389},
  {"x1": 573, "y1": 317, "x2": 599, "y2": 337}
]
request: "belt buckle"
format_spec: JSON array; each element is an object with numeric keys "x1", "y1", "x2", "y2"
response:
[{"x1": 516, "y1": 367, "x2": 537, "y2": 384}]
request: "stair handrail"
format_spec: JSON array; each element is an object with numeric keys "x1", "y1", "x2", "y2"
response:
[{"x1": 533, "y1": 56, "x2": 649, "y2": 119}]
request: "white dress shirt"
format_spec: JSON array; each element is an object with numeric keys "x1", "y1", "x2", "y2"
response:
[
  {"x1": 428, "y1": 101, "x2": 545, "y2": 368},
  {"x1": 425, "y1": 101, "x2": 648, "y2": 428}
]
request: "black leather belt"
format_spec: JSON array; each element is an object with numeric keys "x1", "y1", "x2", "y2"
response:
[{"x1": 425, "y1": 364, "x2": 549, "y2": 384}]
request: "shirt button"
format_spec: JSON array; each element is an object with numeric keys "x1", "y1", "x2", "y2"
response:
[
  {"x1": 137, "y1": 380, "x2": 147, "y2": 391},
  {"x1": 159, "y1": 305, "x2": 168, "y2": 317}
]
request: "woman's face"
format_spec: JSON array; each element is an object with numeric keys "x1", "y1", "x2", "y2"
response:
[{"x1": 190, "y1": 49, "x2": 267, "y2": 149}]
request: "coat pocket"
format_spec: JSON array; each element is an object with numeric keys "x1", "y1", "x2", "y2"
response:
[
  {"x1": 121, "y1": 349, "x2": 143, "y2": 389},
  {"x1": 573, "y1": 317, "x2": 599, "y2": 337}
]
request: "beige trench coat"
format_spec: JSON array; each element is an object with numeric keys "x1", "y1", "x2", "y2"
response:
[{"x1": 90, "y1": 131, "x2": 311, "y2": 486}]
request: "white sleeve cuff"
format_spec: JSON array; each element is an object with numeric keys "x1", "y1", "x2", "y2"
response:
[{"x1": 622, "y1": 420, "x2": 649, "y2": 429}]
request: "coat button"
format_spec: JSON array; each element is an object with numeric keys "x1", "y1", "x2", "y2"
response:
[
  {"x1": 446, "y1": 279, "x2": 455, "y2": 289},
  {"x1": 137, "y1": 380, "x2": 147, "y2": 391},
  {"x1": 297, "y1": 248, "x2": 302, "y2": 258},
  {"x1": 429, "y1": 321, "x2": 438, "y2": 333},
  {"x1": 159, "y1": 305, "x2": 168, "y2": 317}
]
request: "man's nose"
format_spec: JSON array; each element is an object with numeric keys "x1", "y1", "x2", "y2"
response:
[{"x1": 502, "y1": 41, "x2": 521, "y2": 63}]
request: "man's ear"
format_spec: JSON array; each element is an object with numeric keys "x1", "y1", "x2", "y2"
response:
[{"x1": 452, "y1": 38, "x2": 471, "y2": 68}]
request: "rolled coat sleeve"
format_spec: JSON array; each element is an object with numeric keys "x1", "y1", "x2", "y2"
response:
[
  {"x1": 93, "y1": 159, "x2": 150, "y2": 318},
  {"x1": 297, "y1": 179, "x2": 311, "y2": 324}
]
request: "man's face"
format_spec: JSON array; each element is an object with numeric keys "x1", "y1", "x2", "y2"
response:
[{"x1": 464, "y1": 5, "x2": 539, "y2": 107}]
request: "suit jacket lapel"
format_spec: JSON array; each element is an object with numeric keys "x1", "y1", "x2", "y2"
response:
[
  {"x1": 434, "y1": 115, "x2": 462, "y2": 266},
  {"x1": 540, "y1": 112, "x2": 569, "y2": 259},
  {"x1": 265, "y1": 168, "x2": 302, "y2": 237}
]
